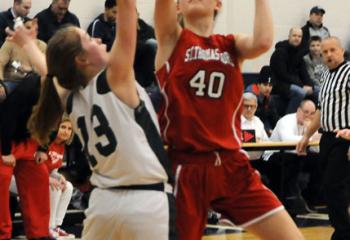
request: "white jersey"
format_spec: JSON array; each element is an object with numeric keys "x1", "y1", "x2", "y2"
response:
[{"x1": 67, "y1": 72, "x2": 171, "y2": 188}]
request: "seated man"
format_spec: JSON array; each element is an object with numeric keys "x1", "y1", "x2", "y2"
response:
[
  {"x1": 270, "y1": 27, "x2": 317, "y2": 114},
  {"x1": 268, "y1": 100, "x2": 321, "y2": 214},
  {"x1": 245, "y1": 65, "x2": 279, "y2": 135},
  {"x1": 241, "y1": 92, "x2": 269, "y2": 160},
  {"x1": 35, "y1": 0, "x2": 80, "y2": 43},
  {"x1": 0, "y1": 0, "x2": 32, "y2": 47}
]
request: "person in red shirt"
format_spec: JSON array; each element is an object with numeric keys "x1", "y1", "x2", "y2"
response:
[
  {"x1": 45, "y1": 115, "x2": 75, "y2": 239},
  {"x1": 0, "y1": 140, "x2": 50, "y2": 240},
  {"x1": 5, "y1": 115, "x2": 75, "y2": 239},
  {"x1": 154, "y1": 0, "x2": 303, "y2": 239}
]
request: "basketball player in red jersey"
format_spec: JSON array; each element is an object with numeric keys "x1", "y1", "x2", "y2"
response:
[{"x1": 154, "y1": 0, "x2": 304, "y2": 239}]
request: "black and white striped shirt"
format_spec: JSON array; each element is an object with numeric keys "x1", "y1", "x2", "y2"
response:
[{"x1": 319, "y1": 61, "x2": 350, "y2": 132}]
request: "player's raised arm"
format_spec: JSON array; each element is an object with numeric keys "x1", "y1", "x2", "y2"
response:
[
  {"x1": 154, "y1": 0, "x2": 182, "y2": 70},
  {"x1": 235, "y1": 0, "x2": 273, "y2": 62},
  {"x1": 107, "y1": 0, "x2": 138, "y2": 107}
]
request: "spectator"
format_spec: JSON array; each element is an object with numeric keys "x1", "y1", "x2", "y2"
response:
[
  {"x1": 0, "y1": 18, "x2": 46, "y2": 103},
  {"x1": 303, "y1": 35, "x2": 327, "y2": 95},
  {"x1": 300, "y1": 6, "x2": 330, "y2": 54},
  {"x1": 46, "y1": 115, "x2": 75, "y2": 239},
  {"x1": 268, "y1": 100, "x2": 321, "y2": 214},
  {"x1": 270, "y1": 100, "x2": 318, "y2": 142},
  {"x1": 0, "y1": 0, "x2": 32, "y2": 47},
  {"x1": 7, "y1": 115, "x2": 76, "y2": 239},
  {"x1": 35, "y1": 0, "x2": 80, "y2": 43},
  {"x1": 241, "y1": 92, "x2": 269, "y2": 160},
  {"x1": 245, "y1": 65, "x2": 279, "y2": 134},
  {"x1": 87, "y1": 0, "x2": 117, "y2": 52},
  {"x1": 270, "y1": 27, "x2": 315, "y2": 114}
]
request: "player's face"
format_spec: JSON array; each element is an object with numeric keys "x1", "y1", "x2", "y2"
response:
[
  {"x1": 57, "y1": 120, "x2": 73, "y2": 143},
  {"x1": 242, "y1": 99, "x2": 257, "y2": 120},
  {"x1": 322, "y1": 38, "x2": 345, "y2": 70},
  {"x1": 178, "y1": 0, "x2": 221, "y2": 19},
  {"x1": 76, "y1": 28, "x2": 109, "y2": 70}
]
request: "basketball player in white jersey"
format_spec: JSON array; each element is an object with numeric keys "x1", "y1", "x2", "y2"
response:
[{"x1": 6, "y1": 0, "x2": 176, "y2": 239}]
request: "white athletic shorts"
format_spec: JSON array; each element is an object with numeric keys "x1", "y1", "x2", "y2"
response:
[{"x1": 82, "y1": 185, "x2": 176, "y2": 240}]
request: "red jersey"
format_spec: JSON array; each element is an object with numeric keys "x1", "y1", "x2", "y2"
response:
[
  {"x1": 156, "y1": 29, "x2": 244, "y2": 152},
  {"x1": 45, "y1": 142, "x2": 65, "y2": 173}
]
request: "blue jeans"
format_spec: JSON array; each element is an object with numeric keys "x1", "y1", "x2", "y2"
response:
[{"x1": 4, "y1": 80, "x2": 20, "y2": 95}]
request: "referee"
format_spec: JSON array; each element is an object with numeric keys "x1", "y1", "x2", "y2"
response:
[{"x1": 297, "y1": 36, "x2": 350, "y2": 240}]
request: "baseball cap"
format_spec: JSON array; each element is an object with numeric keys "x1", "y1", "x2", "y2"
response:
[
  {"x1": 310, "y1": 6, "x2": 325, "y2": 15},
  {"x1": 258, "y1": 66, "x2": 272, "y2": 84}
]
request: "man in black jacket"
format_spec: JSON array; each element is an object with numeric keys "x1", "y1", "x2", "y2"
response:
[
  {"x1": 0, "y1": 0, "x2": 32, "y2": 47},
  {"x1": 270, "y1": 27, "x2": 315, "y2": 114},
  {"x1": 35, "y1": 0, "x2": 80, "y2": 43},
  {"x1": 87, "y1": 0, "x2": 117, "y2": 52}
]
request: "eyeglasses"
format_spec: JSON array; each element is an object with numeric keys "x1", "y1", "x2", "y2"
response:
[{"x1": 243, "y1": 104, "x2": 257, "y2": 110}]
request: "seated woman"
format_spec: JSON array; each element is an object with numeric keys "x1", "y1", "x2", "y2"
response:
[
  {"x1": 0, "y1": 17, "x2": 46, "y2": 102},
  {"x1": 45, "y1": 114, "x2": 75, "y2": 239}
]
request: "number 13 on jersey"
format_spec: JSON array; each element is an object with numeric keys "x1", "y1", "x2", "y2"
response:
[{"x1": 77, "y1": 105, "x2": 117, "y2": 167}]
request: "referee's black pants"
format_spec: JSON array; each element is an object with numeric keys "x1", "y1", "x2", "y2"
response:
[{"x1": 320, "y1": 133, "x2": 350, "y2": 240}]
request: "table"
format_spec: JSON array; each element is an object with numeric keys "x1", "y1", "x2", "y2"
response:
[
  {"x1": 242, "y1": 141, "x2": 319, "y2": 200},
  {"x1": 242, "y1": 141, "x2": 319, "y2": 151}
]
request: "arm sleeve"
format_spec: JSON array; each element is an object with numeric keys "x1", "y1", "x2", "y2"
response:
[
  {"x1": 277, "y1": 118, "x2": 302, "y2": 141},
  {"x1": 73, "y1": 15, "x2": 80, "y2": 27},
  {"x1": 270, "y1": 50, "x2": 296, "y2": 85},
  {"x1": 87, "y1": 20, "x2": 102, "y2": 38},
  {"x1": 299, "y1": 59, "x2": 314, "y2": 86},
  {"x1": 257, "y1": 117, "x2": 269, "y2": 141},
  {"x1": 304, "y1": 56, "x2": 316, "y2": 83},
  {"x1": 35, "y1": 14, "x2": 48, "y2": 43},
  {"x1": 0, "y1": 17, "x2": 8, "y2": 48}
]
